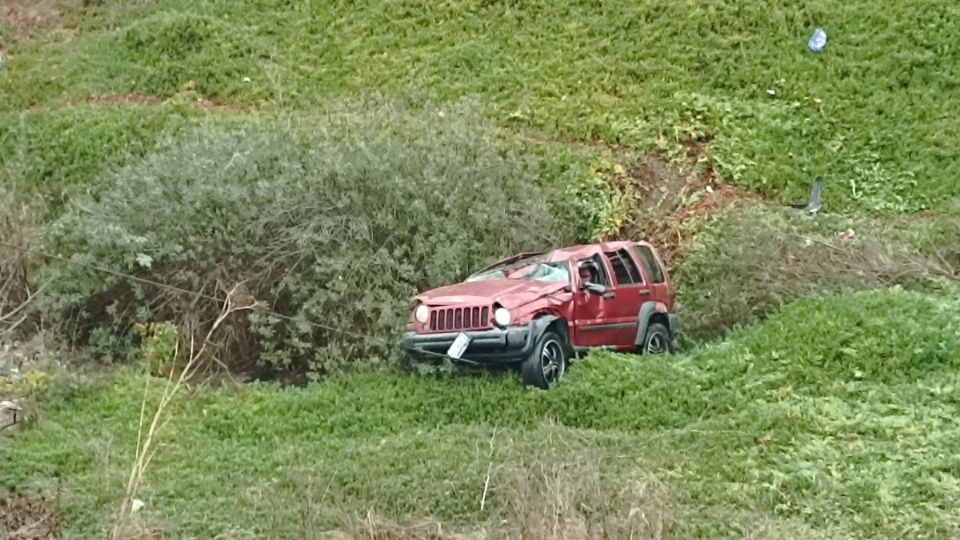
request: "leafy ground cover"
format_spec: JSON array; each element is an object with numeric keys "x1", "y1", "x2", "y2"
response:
[
  {"x1": 3, "y1": 1, "x2": 959, "y2": 212},
  {"x1": 2, "y1": 1, "x2": 960, "y2": 538},
  {"x1": 3, "y1": 288, "x2": 959, "y2": 538}
]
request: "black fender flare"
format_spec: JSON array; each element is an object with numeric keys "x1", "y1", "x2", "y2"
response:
[
  {"x1": 530, "y1": 315, "x2": 570, "y2": 351},
  {"x1": 633, "y1": 301, "x2": 667, "y2": 348}
]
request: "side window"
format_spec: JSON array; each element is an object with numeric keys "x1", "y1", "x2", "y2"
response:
[
  {"x1": 577, "y1": 255, "x2": 610, "y2": 287},
  {"x1": 604, "y1": 249, "x2": 642, "y2": 285},
  {"x1": 633, "y1": 245, "x2": 665, "y2": 284}
]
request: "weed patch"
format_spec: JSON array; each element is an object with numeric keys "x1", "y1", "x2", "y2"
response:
[
  {"x1": 3, "y1": 288, "x2": 958, "y2": 538},
  {"x1": 0, "y1": 189, "x2": 42, "y2": 341},
  {"x1": 0, "y1": 0, "x2": 83, "y2": 43},
  {"x1": 118, "y1": 12, "x2": 272, "y2": 101},
  {"x1": 2, "y1": 1, "x2": 958, "y2": 210},
  {"x1": 676, "y1": 206, "x2": 959, "y2": 339}
]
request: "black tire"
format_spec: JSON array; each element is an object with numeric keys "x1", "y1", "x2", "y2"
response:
[
  {"x1": 521, "y1": 330, "x2": 568, "y2": 389},
  {"x1": 641, "y1": 322, "x2": 672, "y2": 355}
]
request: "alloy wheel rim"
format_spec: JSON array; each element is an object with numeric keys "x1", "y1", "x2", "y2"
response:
[
  {"x1": 646, "y1": 333, "x2": 666, "y2": 354},
  {"x1": 540, "y1": 340, "x2": 565, "y2": 384}
]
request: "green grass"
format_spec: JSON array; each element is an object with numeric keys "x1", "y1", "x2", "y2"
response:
[
  {"x1": 0, "y1": 106, "x2": 208, "y2": 209},
  {"x1": 2, "y1": 1, "x2": 960, "y2": 538},
  {"x1": 4, "y1": 288, "x2": 959, "y2": 538},
  {"x1": 2, "y1": 0, "x2": 958, "y2": 211}
]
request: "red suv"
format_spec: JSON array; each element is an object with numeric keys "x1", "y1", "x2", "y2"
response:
[{"x1": 402, "y1": 241, "x2": 678, "y2": 388}]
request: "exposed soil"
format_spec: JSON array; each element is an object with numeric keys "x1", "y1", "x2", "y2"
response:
[
  {"x1": 0, "y1": 0, "x2": 80, "y2": 43},
  {"x1": 0, "y1": 487, "x2": 63, "y2": 540},
  {"x1": 516, "y1": 128, "x2": 758, "y2": 265},
  {"x1": 84, "y1": 92, "x2": 164, "y2": 108},
  {"x1": 28, "y1": 91, "x2": 254, "y2": 113},
  {"x1": 606, "y1": 137, "x2": 757, "y2": 265},
  {"x1": 67, "y1": 92, "x2": 255, "y2": 113}
]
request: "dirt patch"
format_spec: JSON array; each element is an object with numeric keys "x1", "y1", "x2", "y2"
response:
[
  {"x1": 515, "y1": 128, "x2": 756, "y2": 265},
  {"x1": 57, "y1": 92, "x2": 255, "y2": 113},
  {"x1": 190, "y1": 95, "x2": 254, "y2": 113},
  {"x1": 605, "y1": 146, "x2": 756, "y2": 265},
  {"x1": 84, "y1": 92, "x2": 164, "y2": 108},
  {"x1": 0, "y1": 0, "x2": 81, "y2": 43},
  {"x1": 0, "y1": 487, "x2": 63, "y2": 539}
]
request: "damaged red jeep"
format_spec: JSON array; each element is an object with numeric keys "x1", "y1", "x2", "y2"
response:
[{"x1": 402, "y1": 241, "x2": 678, "y2": 388}]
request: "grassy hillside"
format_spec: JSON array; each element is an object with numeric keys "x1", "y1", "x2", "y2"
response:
[
  {"x1": 3, "y1": 288, "x2": 959, "y2": 538},
  {"x1": 2, "y1": 0, "x2": 959, "y2": 211},
  {"x1": 2, "y1": 1, "x2": 960, "y2": 538}
]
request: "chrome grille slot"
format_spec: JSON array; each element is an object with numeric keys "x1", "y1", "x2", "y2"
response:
[{"x1": 428, "y1": 305, "x2": 493, "y2": 332}]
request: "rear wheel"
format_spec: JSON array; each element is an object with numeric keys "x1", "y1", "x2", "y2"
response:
[
  {"x1": 521, "y1": 330, "x2": 568, "y2": 389},
  {"x1": 642, "y1": 322, "x2": 672, "y2": 355}
]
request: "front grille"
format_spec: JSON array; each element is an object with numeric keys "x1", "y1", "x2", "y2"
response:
[{"x1": 429, "y1": 306, "x2": 490, "y2": 332}]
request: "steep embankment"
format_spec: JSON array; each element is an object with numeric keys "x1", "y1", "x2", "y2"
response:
[
  {"x1": 1, "y1": 1, "x2": 959, "y2": 538},
  {"x1": 3, "y1": 288, "x2": 959, "y2": 538}
]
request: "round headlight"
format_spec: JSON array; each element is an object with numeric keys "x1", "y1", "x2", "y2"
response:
[
  {"x1": 494, "y1": 307, "x2": 511, "y2": 327},
  {"x1": 415, "y1": 304, "x2": 430, "y2": 323}
]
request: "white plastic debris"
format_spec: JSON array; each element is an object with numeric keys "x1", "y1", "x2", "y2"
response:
[
  {"x1": 808, "y1": 28, "x2": 827, "y2": 53},
  {"x1": 131, "y1": 499, "x2": 145, "y2": 513}
]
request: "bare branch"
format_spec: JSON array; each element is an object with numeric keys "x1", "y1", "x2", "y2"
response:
[{"x1": 109, "y1": 283, "x2": 259, "y2": 540}]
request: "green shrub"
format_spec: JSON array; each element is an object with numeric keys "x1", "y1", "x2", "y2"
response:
[
  {"x1": 675, "y1": 206, "x2": 958, "y2": 340},
  {"x1": 39, "y1": 104, "x2": 578, "y2": 375},
  {"x1": 534, "y1": 150, "x2": 625, "y2": 243}
]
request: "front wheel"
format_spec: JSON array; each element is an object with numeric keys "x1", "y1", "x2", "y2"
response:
[
  {"x1": 521, "y1": 330, "x2": 568, "y2": 389},
  {"x1": 642, "y1": 322, "x2": 672, "y2": 355}
]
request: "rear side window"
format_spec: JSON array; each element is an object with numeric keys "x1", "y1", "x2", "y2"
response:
[
  {"x1": 604, "y1": 249, "x2": 642, "y2": 285},
  {"x1": 633, "y1": 245, "x2": 665, "y2": 283}
]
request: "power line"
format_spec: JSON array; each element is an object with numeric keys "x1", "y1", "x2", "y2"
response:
[{"x1": 0, "y1": 240, "x2": 371, "y2": 340}]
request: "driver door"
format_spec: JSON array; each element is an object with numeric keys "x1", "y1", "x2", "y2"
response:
[{"x1": 571, "y1": 254, "x2": 636, "y2": 348}]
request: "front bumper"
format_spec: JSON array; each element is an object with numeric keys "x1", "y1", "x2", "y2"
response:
[{"x1": 402, "y1": 324, "x2": 534, "y2": 365}]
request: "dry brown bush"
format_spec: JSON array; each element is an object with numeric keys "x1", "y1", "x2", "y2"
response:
[
  {"x1": 676, "y1": 207, "x2": 960, "y2": 340},
  {"x1": 332, "y1": 453, "x2": 673, "y2": 540},
  {"x1": 495, "y1": 457, "x2": 672, "y2": 540},
  {"x1": 611, "y1": 153, "x2": 755, "y2": 266},
  {"x1": 0, "y1": 191, "x2": 43, "y2": 343},
  {"x1": 0, "y1": 486, "x2": 63, "y2": 540}
]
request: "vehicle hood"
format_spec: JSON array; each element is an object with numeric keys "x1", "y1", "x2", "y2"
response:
[{"x1": 415, "y1": 279, "x2": 568, "y2": 309}]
